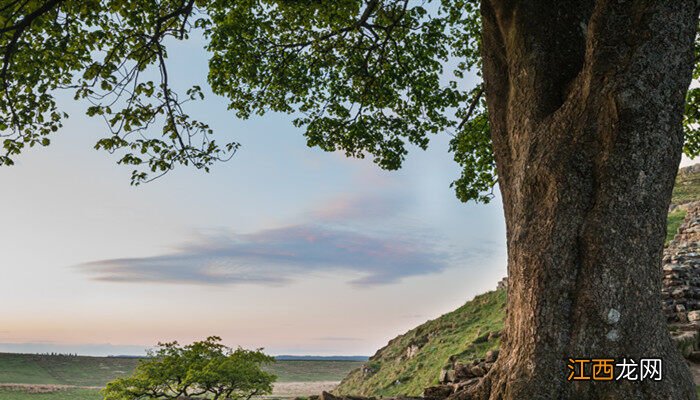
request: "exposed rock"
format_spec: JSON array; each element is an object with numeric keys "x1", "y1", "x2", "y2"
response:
[
  {"x1": 405, "y1": 344, "x2": 420, "y2": 359},
  {"x1": 484, "y1": 350, "x2": 499, "y2": 363},
  {"x1": 438, "y1": 368, "x2": 457, "y2": 384},
  {"x1": 469, "y1": 366, "x2": 485, "y2": 378},
  {"x1": 320, "y1": 392, "x2": 342, "y2": 400},
  {"x1": 439, "y1": 369, "x2": 450, "y2": 383},
  {"x1": 660, "y1": 201, "x2": 700, "y2": 362},
  {"x1": 453, "y1": 363, "x2": 472, "y2": 381},
  {"x1": 496, "y1": 277, "x2": 508, "y2": 291},
  {"x1": 423, "y1": 385, "x2": 453, "y2": 400},
  {"x1": 453, "y1": 378, "x2": 480, "y2": 390}
]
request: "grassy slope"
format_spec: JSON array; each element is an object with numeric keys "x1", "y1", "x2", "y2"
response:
[
  {"x1": 335, "y1": 290, "x2": 505, "y2": 397},
  {"x1": 670, "y1": 167, "x2": 700, "y2": 207},
  {"x1": 666, "y1": 167, "x2": 700, "y2": 244},
  {"x1": 336, "y1": 167, "x2": 700, "y2": 397},
  {"x1": 667, "y1": 208, "x2": 687, "y2": 244},
  {"x1": 0, "y1": 353, "x2": 361, "y2": 387}
]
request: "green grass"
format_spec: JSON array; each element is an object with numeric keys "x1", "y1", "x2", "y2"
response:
[
  {"x1": 671, "y1": 170, "x2": 700, "y2": 207},
  {"x1": 0, "y1": 353, "x2": 361, "y2": 387},
  {"x1": 0, "y1": 354, "x2": 138, "y2": 387},
  {"x1": 667, "y1": 208, "x2": 687, "y2": 244},
  {"x1": 665, "y1": 167, "x2": 700, "y2": 244},
  {"x1": 335, "y1": 290, "x2": 506, "y2": 397},
  {"x1": 0, "y1": 388, "x2": 101, "y2": 400}
]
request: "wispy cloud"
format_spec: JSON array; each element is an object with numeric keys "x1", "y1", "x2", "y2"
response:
[{"x1": 78, "y1": 224, "x2": 449, "y2": 287}]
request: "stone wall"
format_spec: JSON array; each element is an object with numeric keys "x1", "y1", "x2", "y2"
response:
[{"x1": 662, "y1": 200, "x2": 700, "y2": 360}]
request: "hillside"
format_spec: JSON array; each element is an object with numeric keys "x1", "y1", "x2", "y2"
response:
[
  {"x1": 336, "y1": 164, "x2": 700, "y2": 397},
  {"x1": 668, "y1": 165, "x2": 700, "y2": 243},
  {"x1": 335, "y1": 290, "x2": 505, "y2": 397}
]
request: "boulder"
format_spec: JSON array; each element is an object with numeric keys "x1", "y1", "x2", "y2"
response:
[
  {"x1": 405, "y1": 344, "x2": 420, "y2": 359},
  {"x1": 439, "y1": 368, "x2": 455, "y2": 383},
  {"x1": 469, "y1": 366, "x2": 486, "y2": 377},
  {"x1": 454, "y1": 378, "x2": 480, "y2": 390},
  {"x1": 688, "y1": 310, "x2": 700, "y2": 321},
  {"x1": 423, "y1": 385, "x2": 454, "y2": 400},
  {"x1": 453, "y1": 363, "x2": 473, "y2": 380},
  {"x1": 484, "y1": 350, "x2": 499, "y2": 363}
]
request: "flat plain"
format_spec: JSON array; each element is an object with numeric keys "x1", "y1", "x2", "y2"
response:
[{"x1": 0, "y1": 353, "x2": 364, "y2": 399}]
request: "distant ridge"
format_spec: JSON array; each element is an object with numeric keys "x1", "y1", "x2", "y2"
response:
[{"x1": 275, "y1": 355, "x2": 369, "y2": 361}]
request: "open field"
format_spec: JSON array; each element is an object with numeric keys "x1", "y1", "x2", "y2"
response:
[
  {"x1": 0, "y1": 385, "x2": 100, "y2": 400},
  {"x1": 0, "y1": 353, "x2": 139, "y2": 387},
  {"x1": 0, "y1": 353, "x2": 364, "y2": 399},
  {"x1": 0, "y1": 382, "x2": 343, "y2": 400}
]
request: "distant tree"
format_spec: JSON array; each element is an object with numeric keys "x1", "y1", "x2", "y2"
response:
[{"x1": 102, "y1": 336, "x2": 276, "y2": 400}]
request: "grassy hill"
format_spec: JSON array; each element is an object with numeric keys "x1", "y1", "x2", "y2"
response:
[
  {"x1": 667, "y1": 165, "x2": 700, "y2": 243},
  {"x1": 336, "y1": 166, "x2": 700, "y2": 397},
  {"x1": 335, "y1": 290, "x2": 505, "y2": 397}
]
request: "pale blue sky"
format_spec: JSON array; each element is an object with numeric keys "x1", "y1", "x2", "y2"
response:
[{"x1": 1, "y1": 33, "x2": 692, "y2": 357}]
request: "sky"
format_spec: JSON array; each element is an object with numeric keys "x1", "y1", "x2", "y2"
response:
[{"x1": 0, "y1": 35, "x2": 696, "y2": 358}]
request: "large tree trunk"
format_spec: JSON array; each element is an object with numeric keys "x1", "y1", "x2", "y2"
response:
[{"x1": 477, "y1": 0, "x2": 700, "y2": 398}]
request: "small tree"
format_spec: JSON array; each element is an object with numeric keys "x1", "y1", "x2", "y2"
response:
[{"x1": 103, "y1": 336, "x2": 276, "y2": 400}]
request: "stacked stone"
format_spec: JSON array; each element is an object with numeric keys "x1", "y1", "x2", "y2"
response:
[
  {"x1": 662, "y1": 201, "x2": 700, "y2": 322},
  {"x1": 662, "y1": 201, "x2": 700, "y2": 359},
  {"x1": 421, "y1": 350, "x2": 499, "y2": 400}
]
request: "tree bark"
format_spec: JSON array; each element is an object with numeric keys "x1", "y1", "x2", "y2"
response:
[{"x1": 477, "y1": 0, "x2": 700, "y2": 398}]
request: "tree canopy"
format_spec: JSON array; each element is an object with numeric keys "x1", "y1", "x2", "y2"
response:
[
  {"x1": 102, "y1": 336, "x2": 276, "y2": 400},
  {"x1": 0, "y1": 1, "x2": 697, "y2": 201}
]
